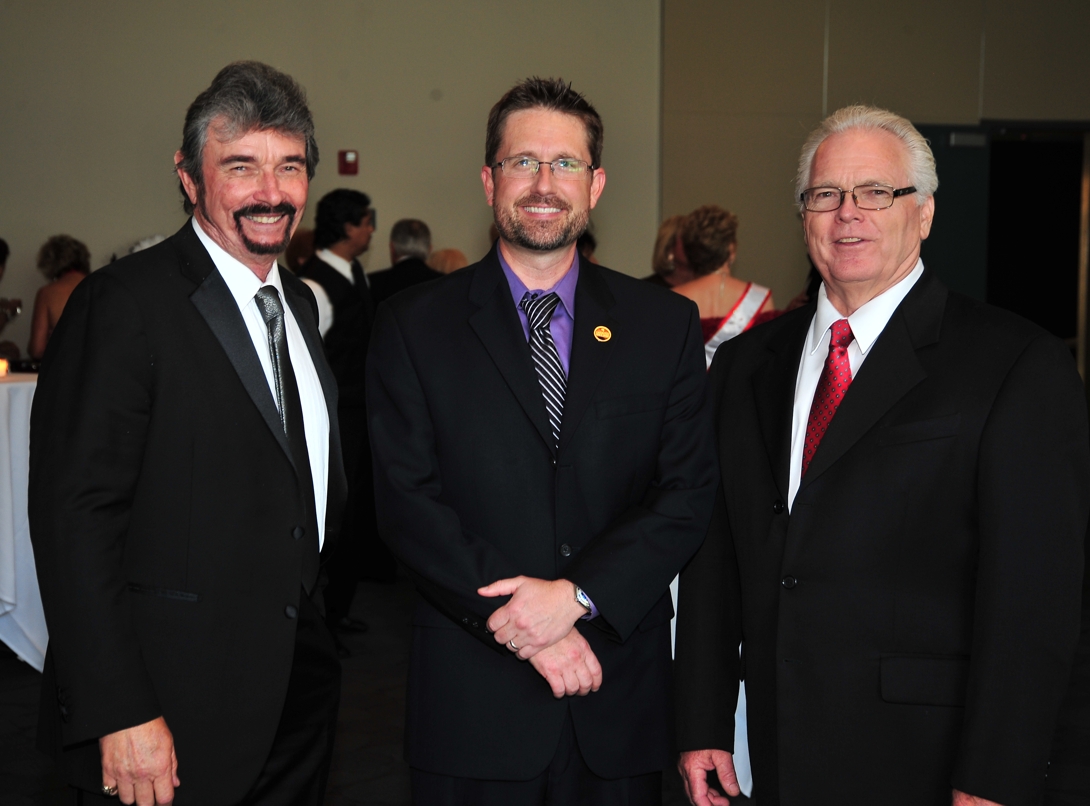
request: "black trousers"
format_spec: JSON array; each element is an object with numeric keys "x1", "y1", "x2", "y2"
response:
[
  {"x1": 75, "y1": 588, "x2": 341, "y2": 806},
  {"x1": 410, "y1": 710, "x2": 662, "y2": 806}
]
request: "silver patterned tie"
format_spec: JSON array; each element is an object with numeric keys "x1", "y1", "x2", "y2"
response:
[{"x1": 520, "y1": 292, "x2": 566, "y2": 447}]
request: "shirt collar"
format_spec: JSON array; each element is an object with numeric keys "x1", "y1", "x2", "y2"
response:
[
  {"x1": 192, "y1": 217, "x2": 285, "y2": 309},
  {"x1": 808, "y1": 257, "x2": 925, "y2": 356},
  {"x1": 316, "y1": 248, "x2": 355, "y2": 282},
  {"x1": 498, "y1": 248, "x2": 579, "y2": 321}
]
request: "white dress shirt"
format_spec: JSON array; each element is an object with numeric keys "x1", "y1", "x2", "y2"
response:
[
  {"x1": 300, "y1": 248, "x2": 358, "y2": 338},
  {"x1": 193, "y1": 219, "x2": 330, "y2": 548},
  {"x1": 787, "y1": 258, "x2": 924, "y2": 511}
]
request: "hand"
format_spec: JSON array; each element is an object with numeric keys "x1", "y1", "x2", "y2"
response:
[
  {"x1": 479, "y1": 576, "x2": 585, "y2": 659},
  {"x1": 952, "y1": 790, "x2": 1003, "y2": 806},
  {"x1": 678, "y1": 749, "x2": 740, "y2": 806},
  {"x1": 99, "y1": 716, "x2": 179, "y2": 805},
  {"x1": 528, "y1": 628, "x2": 603, "y2": 698}
]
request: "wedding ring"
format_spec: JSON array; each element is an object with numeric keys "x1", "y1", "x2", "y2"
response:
[
  {"x1": 101, "y1": 784, "x2": 118, "y2": 796},
  {"x1": 508, "y1": 639, "x2": 519, "y2": 651}
]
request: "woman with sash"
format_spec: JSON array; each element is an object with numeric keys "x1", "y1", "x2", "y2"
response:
[
  {"x1": 671, "y1": 205, "x2": 771, "y2": 799},
  {"x1": 673, "y1": 205, "x2": 774, "y2": 369}
]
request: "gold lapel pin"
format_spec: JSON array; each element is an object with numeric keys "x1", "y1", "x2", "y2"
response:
[{"x1": 593, "y1": 326, "x2": 612, "y2": 342}]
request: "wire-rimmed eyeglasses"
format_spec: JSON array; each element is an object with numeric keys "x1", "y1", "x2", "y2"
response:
[{"x1": 492, "y1": 156, "x2": 594, "y2": 181}]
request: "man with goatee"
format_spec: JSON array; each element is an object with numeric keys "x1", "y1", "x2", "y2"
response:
[
  {"x1": 367, "y1": 77, "x2": 717, "y2": 804},
  {"x1": 31, "y1": 61, "x2": 346, "y2": 805}
]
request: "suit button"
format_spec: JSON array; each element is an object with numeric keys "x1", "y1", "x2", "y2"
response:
[
  {"x1": 285, "y1": 605, "x2": 298, "y2": 619},
  {"x1": 292, "y1": 526, "x2": 305, "y2": 540},
  {"x1": 58, "y1": 704, "x2": 70, "y2": 721},
  {"x1": 471, "y1": 620, "x2": 480, "y2": 629},
  {"x1": 781, "y1": 576, "x2": 797, "y2": 589},
  {"x1": 461, "y1": 617, "x2": 469, "y2": 625},
  {"x1": 559, "y1": 544, "x2": 572, "y2": 557},
  {"x1": 772, "y1": 500, "x2": 785, "y2": 514}
]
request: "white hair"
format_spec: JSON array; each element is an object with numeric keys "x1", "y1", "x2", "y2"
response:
[{"x1": 796, "y1": 105, "x2": 938, "y2": 211}]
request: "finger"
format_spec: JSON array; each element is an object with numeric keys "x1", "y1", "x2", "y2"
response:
[
  {"x1": 486, "y1": 610, "x2": 511, "y2": 636},
  {"x1": 171, "y1": 748, "x2": 180, "y2": 787},
  {"x1": 118, "y1": 779, "x2": 137, "y2": 806},
  {"x1": 574, "y1": 662, "x2": 592, "y2": 696},
  {"x1": 583, "y1": 647, "x2": 603, "y2": 691},
  {"x1": 152, "y1": 772, "x2": 176, "y2": 805},
  {"x1": 707, "y1": 788, "x2": 732, "y2": 806},
  {"x1": 715, "y1": 757, "x2": 741, "y2": 797},
  {"x1": 477, "y1": 577, "x2": 522, "y2": 597},
  {"x1": 545, "y1": 668, "x2": 565, "y2": 698}
]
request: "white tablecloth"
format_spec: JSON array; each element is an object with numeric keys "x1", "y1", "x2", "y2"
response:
[{"x1": 0, "y1": 373, "x2": 47, "y2": 670}]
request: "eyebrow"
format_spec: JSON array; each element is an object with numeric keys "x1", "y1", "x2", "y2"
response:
[{"x1": 218, "y1": 154, "x2": 307, "y2": 166}]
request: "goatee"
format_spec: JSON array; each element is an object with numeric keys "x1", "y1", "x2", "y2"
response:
[{"x1": 494, "y1": 195, "x2": 588, "y2": 253}]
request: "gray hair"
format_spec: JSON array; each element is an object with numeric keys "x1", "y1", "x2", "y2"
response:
[
  {"x1": 390, "y1": 219, "x2": 432, "y2": 261},
  {"x1": 176, "y1": 61, "x2": 319, "y2": 214},
  {"x1": 795, "y1": 105, "x2": 938, "y2": 211}
]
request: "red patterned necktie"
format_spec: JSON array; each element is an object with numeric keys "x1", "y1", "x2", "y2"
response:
[{"x1": 802, "y1": 319, "x2": 855, "y2": 477}]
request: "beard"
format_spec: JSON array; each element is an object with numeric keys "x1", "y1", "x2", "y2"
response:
[
  {"x1": 231, "y1": 203, "x2": 298, "y2": 255},
  {"x1": 494, "y1": 194, "x2": 589, "y2": 252}
]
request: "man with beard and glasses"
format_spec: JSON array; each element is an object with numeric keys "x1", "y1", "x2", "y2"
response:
[
  {"x1": 367, "y1": 77, "x2": 717, "y2": 805},
  {"x1": 30, "y1": 61, "x2": 346, "y2": 806}
]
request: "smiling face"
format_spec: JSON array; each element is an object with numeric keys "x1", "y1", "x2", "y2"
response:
[
  {"x1": 803, "y1": 128, "x2": 934, "y2": 314},
  {"x1": 176, "y1": 122, "x2": 309, "y2": 277},
  {"x1": 481, "y1": 108, "x2": 605, "y2": 256}
]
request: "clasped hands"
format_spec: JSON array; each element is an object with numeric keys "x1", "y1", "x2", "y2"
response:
[{"x1": 478, "y1": 576, "x2": 602, "y2": 699}]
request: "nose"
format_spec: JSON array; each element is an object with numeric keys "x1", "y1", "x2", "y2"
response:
[
  {"x1": 253, "y1": 166, "x2": 288, "y2": 205},
  {"x1": 835, "y1": 191, "x2": 864, "y2": 222},
  {"x1": 530, "y1": 162, "x2": 558, "y2": 194}
]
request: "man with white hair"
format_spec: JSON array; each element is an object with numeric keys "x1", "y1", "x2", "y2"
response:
[{"x1": 674, "y1": 105, "x2": 1090, "y2": 806}]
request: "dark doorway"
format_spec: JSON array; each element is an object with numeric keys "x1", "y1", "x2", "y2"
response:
[{"x1": 986, "y1": 131, "x2": 1085, "y2": 345}]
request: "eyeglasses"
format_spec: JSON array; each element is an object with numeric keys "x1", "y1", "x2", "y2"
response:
[
  {"x1": 800, "y1": 184, "x2": 916, "y2": 212},
  {"x1": 492, "y1": 156, "x2": 593, "y2": 181}
]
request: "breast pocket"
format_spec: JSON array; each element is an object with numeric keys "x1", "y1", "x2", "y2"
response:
[{"x1": 879, "y1": 414, "x2": 961, "y2": 446}]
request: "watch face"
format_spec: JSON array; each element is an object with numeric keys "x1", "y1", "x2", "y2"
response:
[{"x1": 575, "y1": 586, "x2": 592, "y2": 611}]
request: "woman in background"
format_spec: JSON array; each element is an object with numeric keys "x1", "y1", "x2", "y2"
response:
[
  {"x1": 28, "y1": 234, "x2": 90, "y2": 360},
  {"x1": 672, "y1": 205, "x2": 773, "y2": 368}
]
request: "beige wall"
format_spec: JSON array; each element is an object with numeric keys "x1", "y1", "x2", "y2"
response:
[
  {"x1": 0, "y1": 0, "x2": 661, "y2": 353},
  {"x1": 662, "y1": 0, "x2": 1090, "y2": 306}
]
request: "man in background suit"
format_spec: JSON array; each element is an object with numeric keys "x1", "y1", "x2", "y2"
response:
[
  {"x1": 30, "y1": 61, "x2": 346, "y2": 806},
  {"x1": 367, "y1": 218, "x2": 441, "y2": 305},
  {"x1": 298, "y1": 189, "x2": 385, "y2": 647},
  {"x1": 675, "y1": 105, "x2": 1090, "y2": 806},
  {"x1": 367, "y1": 77, "x2": 717, "y2": 804}
]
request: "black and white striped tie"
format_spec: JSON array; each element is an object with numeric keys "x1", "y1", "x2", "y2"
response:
[{"x1": 520, "y1": 292, "x2": 566, "y2": 446}]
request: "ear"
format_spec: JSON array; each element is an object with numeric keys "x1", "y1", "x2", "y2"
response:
[
  {"x1": 918, "y1": 195, "x2": 935, "y2": 240},
  {"x1": 588, "y1": 167, "x2": 606, "y2": 210},
  {"x1": 481, "y1": 165, "x2": 496, "y2": 207},
  {"x1": 175, "y1": 150, "x2": 199, "y2": 207}
]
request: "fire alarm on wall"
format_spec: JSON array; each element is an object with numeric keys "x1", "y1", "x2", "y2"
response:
[{"x1": 338, "y1": 150, "x2": 359, "y2": 175}]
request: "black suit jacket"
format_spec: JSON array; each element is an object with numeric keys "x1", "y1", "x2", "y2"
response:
[
  {"x1": 366, "y1": 246, "x2": 718, "y2": 779},
  {"x1": 29, "y1": 221, "x2": 347, "y2": 804},
  {"x1": 367, "y1": 256, "x2": 442, "y2": 305},
  {"x1": 675, "y1": 269, "x2": 1090, "y2": 806},
  {"x1": 298, "y1": 253, "x2": 373, "y2": 408}
]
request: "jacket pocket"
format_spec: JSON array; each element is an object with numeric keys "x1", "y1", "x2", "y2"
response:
[
  {"x1": 595, "y1": 392, "x2": 668, "y2": 420},
  {"x1": 127, "y1": 584, "x2": 199, "y2": 603},
  {"x1": 880, "y1": 653, "x2": 969, "y2": 706},
  {"x1": 879, "y1": 414, "x2": 961, "y2": 446}
]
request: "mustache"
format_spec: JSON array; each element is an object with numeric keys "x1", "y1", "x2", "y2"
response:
[
  {"x1": 233, "y1": 203, "x2": 298, "y2": 224},
  {"x1": 515, "y1": 194, "x2": 571, "y2": 211}
]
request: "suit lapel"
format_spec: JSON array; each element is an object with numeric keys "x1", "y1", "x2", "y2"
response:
[
  {"x1": 799, "y1": 270, "x2": 947, "y2": 489},
  {"x1": 468, "y1": 249, "x2": 554, "y2": 451},
  {"x1": 179, "y1": 223, "x2": 294, "y2": 466},
  {"x1": 753, "y1": 310, "x2": 811, "y2": 500},
  {"x1": 558, "y1": 262, "x2": 617, "y2": 453}
]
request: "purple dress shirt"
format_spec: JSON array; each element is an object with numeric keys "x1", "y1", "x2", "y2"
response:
[{"x1": 498, "y1": 248, "x2": 597, "y2": 620}]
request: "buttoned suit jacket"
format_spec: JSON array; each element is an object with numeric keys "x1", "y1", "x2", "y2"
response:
[
  {"x1": 29, "y1": 221, "x2": 347, "y2": 805},
  {"x1": 675, "y1": 269, "x2": 1090, "y2": 806},
  {"x1": 366, "y1": 245, "x2": 718, "y2": 780}
]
